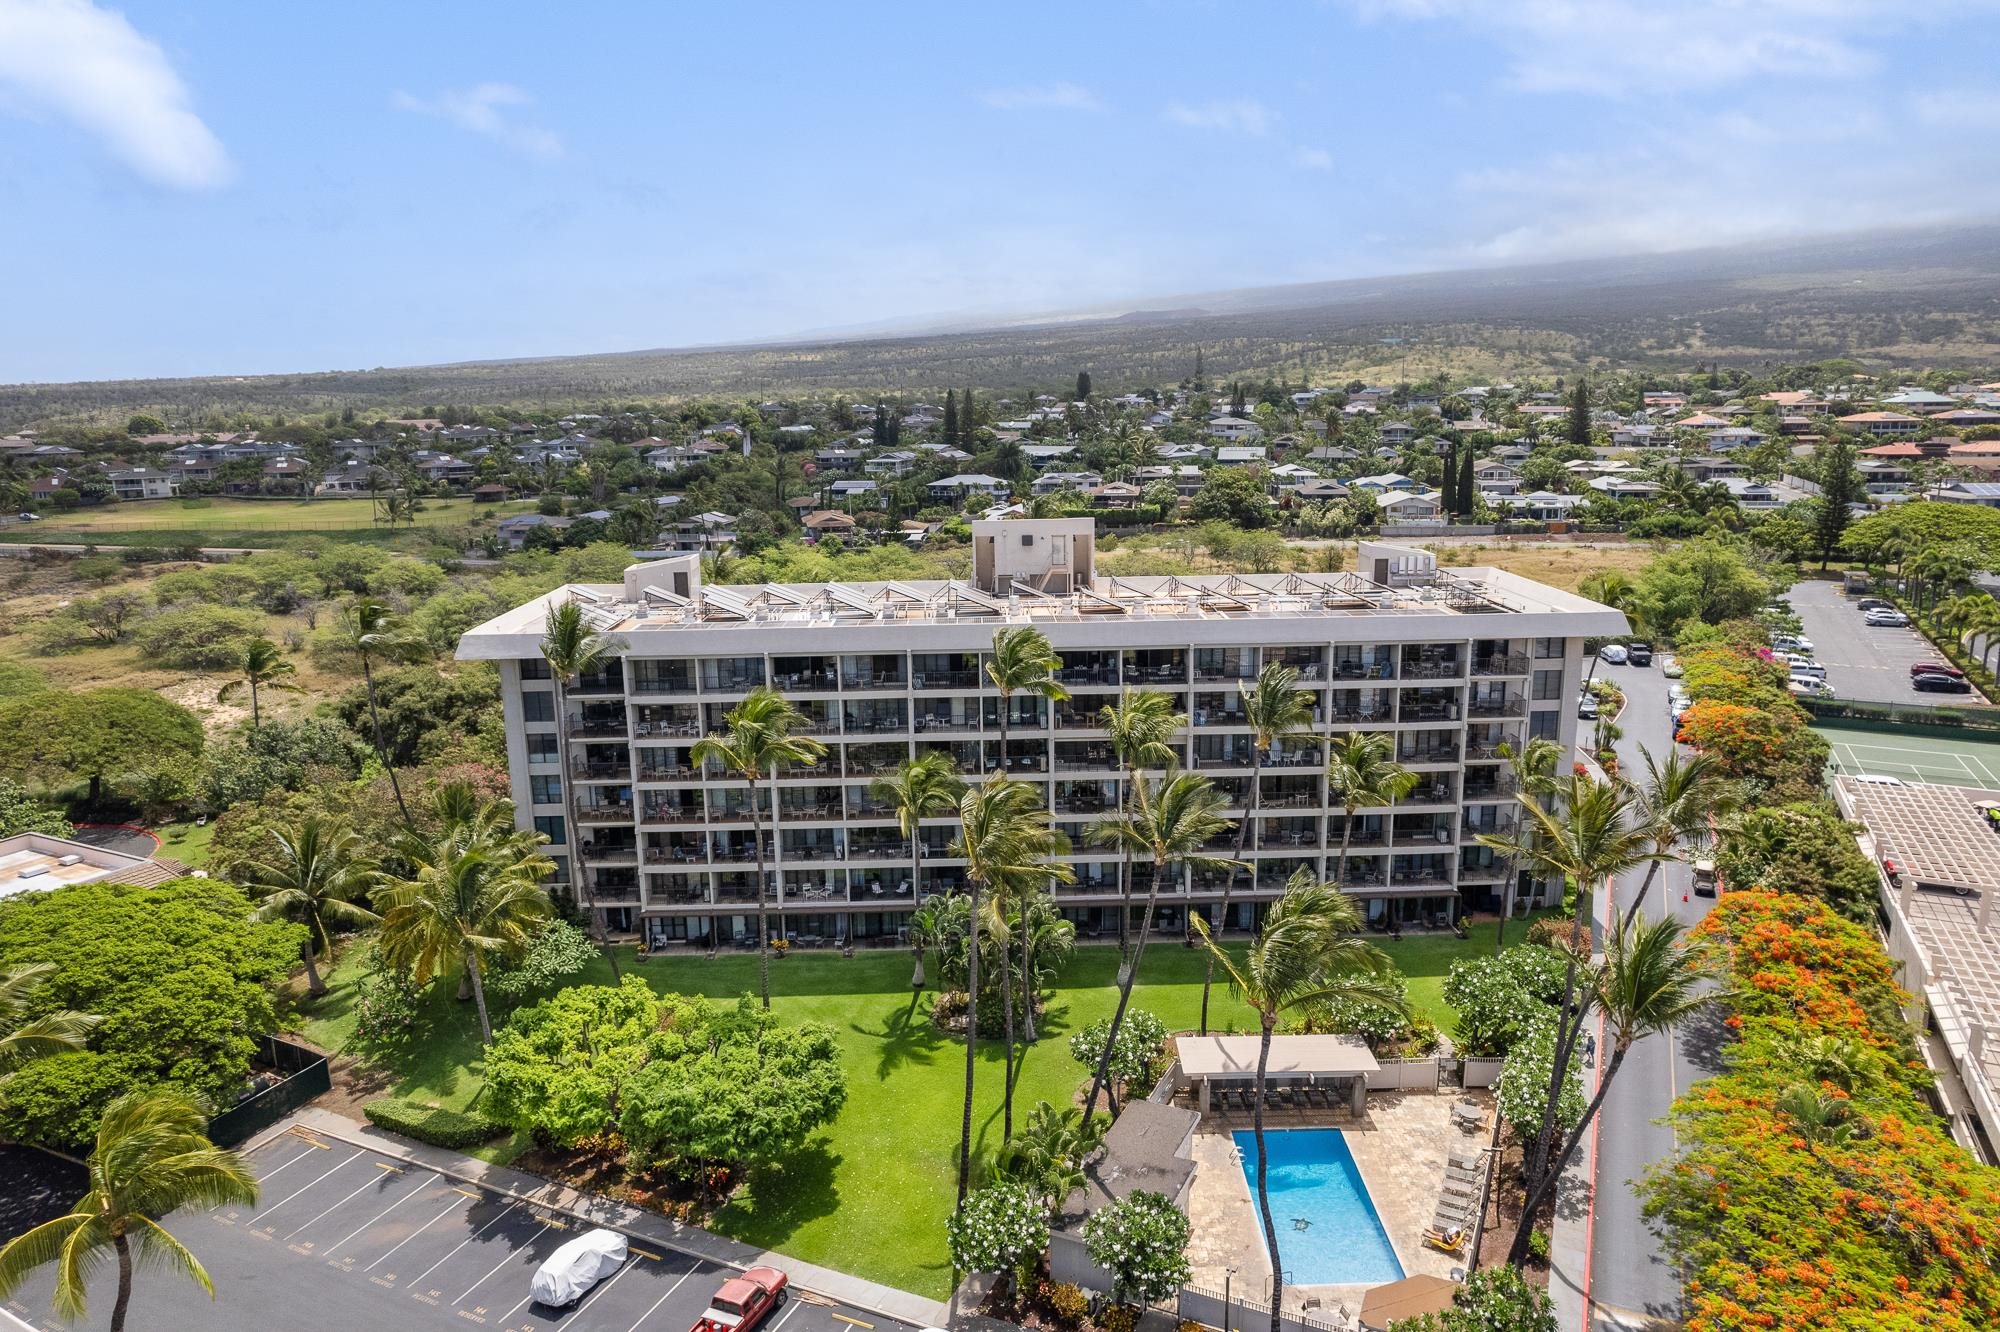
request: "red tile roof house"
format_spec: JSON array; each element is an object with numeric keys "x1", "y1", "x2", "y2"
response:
[{"x1": 1838, "y1": 411, "x2": 1922, "y2": 437}]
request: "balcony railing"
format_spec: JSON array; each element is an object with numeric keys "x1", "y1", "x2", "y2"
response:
[
  {"x1": 630, "y1": 675, "x2": 698, "y2": 695},
  {"x1": 641, "y1": 806, "x2": 704, "y2": 824},
  {"x1": 849, "y1": 842, "x2": 914, "y2": 861},
  {"x1": 1327, "y1": 707, "x2": 1394, "y2": 724},
  {"x1": 1468, "y1": 698, "x2": 1525, "y2": 719},
  {"x1": 575, "y1": 803, "x2": 635, "y2": 823},
  {"x1": 1057, "y1": 665, "x2": 1118, "y2": 685},
  {"x1": 1471, "y1": 654, "x2": 1530, "y2": 677},
  {"x1": 843, "y1": 673, "x2": 907, "y2": 691},
  {"x1": 1393, "y1": 829, "x2": 1457, "y2": 847},
  {"x1": 1401, "y1": 660, "x2": 1464, "y2": 680},
  {"x1": 571, "y1": 762, "x2": 630, "y2": 780},
  {"x1": 772, "y1": 671, "x2": 838, "y2": 691},
  {"x1": 571, "y1": 719, "x2": 630, "y2": 738},
  {"x1": 579, "y1": 844, "x2": 639, "y2": 864},
  {"x1": 913, "y1": 670, "x2": 979, "y2": 690},
  {"x1": 915, "y1": 715, "x2": 979, "y2": 733},
  {"x1": 1463, "y1": 820, "x2": 1517, "y2": 842},
  {"x1": 1463, "y1": 776, "x2": 1518, "y2": 800},
  {"x1": 638, "y1": 764, "x2": 697, "y2": 782},
  {"x1": 1055, "y1": 754, "x2": 1117, "y2": 771},
  {"x1": 644, "y1": 847, "x2": 706, "y2": 865},
  {"x1": 1399, "y1": 747, "x2": 1460, "y2": 765}
]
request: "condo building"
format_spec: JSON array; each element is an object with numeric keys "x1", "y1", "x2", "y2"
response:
[{"x1": 456, "y1": 521, "x2": 1626, "y2": 950}]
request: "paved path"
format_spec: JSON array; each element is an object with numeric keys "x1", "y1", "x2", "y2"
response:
[{"x1": 1788, "y1": 577, "x2": 1984, "y2": 705}]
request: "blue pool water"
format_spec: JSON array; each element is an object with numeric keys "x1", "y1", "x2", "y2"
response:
[{"x1": 1231, "y1": 1128, "x2": 1405, "y2": 1286}]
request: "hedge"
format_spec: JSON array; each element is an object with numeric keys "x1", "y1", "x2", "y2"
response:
[{"x1": 363, "y1": 1098, "x2": 507, "y2": 1148}]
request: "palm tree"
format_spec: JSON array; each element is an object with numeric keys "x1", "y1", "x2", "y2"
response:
[
  {"x1": 1203, "y1": 663, "x2": 1314, "y2": 1035},
  {"x1": 1478, "y1": 770, "x2": 1661, "y2": 1209},
  {"x1": 0, "y1": 1089, "x2": 258, "y2": 1332},
  {"x1": 1191, "y1": 882, "x2": 1405, "y2": 1332},
  {"x1": 986, "y1": 626, "x2": 1068, "y2": 781},
  {"x1": 377, "y1": 831, "x2": 554, "y2": 1045},
  {"x1": 1619, "y1": 745, "x2": 1746, "y2": 928},
  {"x1": 1101, "y1": 691, "x2": 1184, "y2": 964},
  {"x1": 1326, "y1": 732, "x2": 1417, "y2": 888},
  {"x1": 907, "y1": 893, "x2": 951, "y2": 992},
  {"x1": 873, "y1": 753, "x2": 965, "y2": 987},
  {"x1": 215, "y1": 638, "x2": 301, "y2": 730},
  {"x1": 540, "y1": 600, "x2": 627, "y2": 971},
  {"x1": 1085, "y1": 770, "x2": 1238, "y2": 1119},
  {"x1": 692, "y1": 687, "x2": 827, "y2": 1010},
  {"x1": 1492, "y1": 737, "x2": 1564, "y2": 949},
  {"x1": 0, "y1": 963, "x2": 98, "y2": 1079},
  {"x1": 239, "y1": 816, "x2": 380, "y2": 996},
  {"x1": 1505, "y1": 916, "x2": 1714, "y2": 1261},
  {"x1": 337, "y1": 595, "x2": 417, "y2": 825}
]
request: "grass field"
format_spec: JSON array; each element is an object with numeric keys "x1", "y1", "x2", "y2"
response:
[
  {"x1": 298, "y1": 918, "x2": 1548, "y2": 1298},
  {"x1": 7, "y1": 495, "x2": 532, "y2": 536},
  {"x1": 1436, "y1": 542, "x2": 1656, "y2": 596}
]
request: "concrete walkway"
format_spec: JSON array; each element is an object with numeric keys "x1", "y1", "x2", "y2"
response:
[{"x1": 280, "y1": 1107, "x2": 950, "y2": 1330}]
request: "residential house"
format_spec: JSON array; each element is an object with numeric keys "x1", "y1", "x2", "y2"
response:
[
  {"x1": 1291, "y1": 479, "x2": 1350, "y2": 503},
  {"x1": 1717, "y1": 477, "x2": 1780, "y2": 509},
  {"x1": 497, "y1": 514, "x2": 574, "y2": 550},
  {"x1": 827, "y1": 479, "x2": 881, "y2": 501},
  {"x1": 1133, "y1": 465, "x2": 1205, "y2": 497},
  {"x1": 1032, "y1": 472, "x2": 1104, "y2": 497},
  {"x1": 258, "y1": 457, "x2": 313, "y2": 494},
  {"x1": 1214, "y1": 446, "x2": 1268, "y2": 466},
  {"x1": 814, "y1": 447, "x2": 866, "y2": 472},
  {"x1": 1375, "y1": 490, "x2": 1443, "y2": 521},
  {"x1": 1588, "y1": 476, "x2": 1662, "y2": 499},
  {"x1": 1474, "y1": 462, "x2": 1521, "y2": 497},
  {"x1": 1838, "y1": 411, "x2": 1922, "y2": 437},
  {"x1": 1158, "y1": 443, "x2": 1212, "y2": 462},
  {"x1": 1881, "y1": 389, "x2": 1958, "y2": 412},
  {"x1": 1705, "y1": 426, "x2": 1766, "y2": 452},
  {"x1": 1087, "y1": 482, "x2": 1144, "y2": 510},
  {"x1": 1758, "y1": 390, "x2": 1828, "y2": 413},
  {"x1": 1675, "y1": 412, "x2": 1730, "y2": 431},
  {"x1": 1936, "y1": 483, "x2": 2000, "y2": 509},
  {"x1": 1377, "y1": 422, "x2": 1418, "y2": 446},
  {"x1": 1679, "y1": 456, "x2": 1745, "y2": 482},
  {"x1": 927, "y1": 474, "x2": 1011, "y2": 502},
  {"x1": 1205, "y1": 416, "x2": 1264, "y2": 443},
  {"x1": 1498, "y1": 491, "x2": 1584, "y2": 522},
  {"x1": 864, "y1": 451, "x2": 920, "y2": 478},
  {"x1": 1350, "y1": 472, "x2": 1418, "y2": 492},
  {"x1": 801, "y1": 510, "x2": 859, "y2": 538},
  {"x1": 1021, "y1": 444, "x2": 1079, "y2": 469}
]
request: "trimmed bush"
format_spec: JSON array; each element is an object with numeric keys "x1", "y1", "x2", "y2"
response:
[{"x1": 363, "y1": 1098, "x2": 506, "y2": 1148}]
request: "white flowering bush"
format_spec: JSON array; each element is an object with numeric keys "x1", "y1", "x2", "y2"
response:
[
  {"x1": 1081, "y1": 1190, "x2": 1192, "y2": 1306},
  {"x1": 1069, "y1": 1009, "x2": 1169, "y2": 1090},
  {"x1": 1495, "y1": 1011, "x2": 1584, "y2": 1141},
  {"x1": 1441, "y1": 946, "x2": 1570, "y2": 1056},
  {"x1": 947, "y1": 1181, "x2": 1049, "y2": 1286}
]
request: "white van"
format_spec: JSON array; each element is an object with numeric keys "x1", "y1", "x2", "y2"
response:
[{"x1": 1783, "y1": 655, "x2": 1828, "y2": 679}]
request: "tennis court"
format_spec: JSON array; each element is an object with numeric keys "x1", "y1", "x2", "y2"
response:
[{"x1": 1819, "y1": 725, "x2": 2000, "y2": 789}]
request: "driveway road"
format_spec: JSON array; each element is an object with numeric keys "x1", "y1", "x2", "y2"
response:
[{"x1": 1786, "y1": 577, "x2": 1987, "y2": 706}]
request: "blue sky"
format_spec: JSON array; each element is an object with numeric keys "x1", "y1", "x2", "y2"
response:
[{"x1": 3, "y1": 0, "x2": 1998, "y2": 382}]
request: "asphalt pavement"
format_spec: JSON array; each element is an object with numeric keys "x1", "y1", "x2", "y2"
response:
[
  {"x1": 2, "y1": 1128, "x2": 920, "y2": 1332},
  {"x1": 1786, "y1": 577, "x2": 1984, "y2": 706}
]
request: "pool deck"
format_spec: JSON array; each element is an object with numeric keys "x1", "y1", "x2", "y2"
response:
[{"x1": 1184, "y1": 1089, "x2": 1489, "y2": 1321}]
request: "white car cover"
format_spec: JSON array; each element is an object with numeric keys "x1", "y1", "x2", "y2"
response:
[{"x1": 530, "y1": 1228, "x2": 628, "y2": 1307}]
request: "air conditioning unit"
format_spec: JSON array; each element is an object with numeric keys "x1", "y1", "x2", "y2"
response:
[
  {"x1": 16, "y1": 865, "x2": 49, "y2": 879},
  {"x1": 55, "y1": 854, "x2": 83, "y2": 867}
]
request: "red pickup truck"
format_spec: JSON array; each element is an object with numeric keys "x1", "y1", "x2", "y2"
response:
[{"x1": 691, "y1": 1266, "x2": 789, "y2": 1332}]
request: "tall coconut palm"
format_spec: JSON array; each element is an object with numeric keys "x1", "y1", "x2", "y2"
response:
[
  {"x1": 1326, "y1": 732, "x2": 1417, "y2": 888},
  {"x1": 0, "y1": 963, "x2": 98, "y2": 1079},
  {"x1": 0, "y1": 1089, "x2": 258, "y2": 1332},
  {"x1": 239, "y1": 816, "x2": 379, "y2": 996},
  {"x1": 988, "y1": 859, "x2": 1077, "y2": 1137},
  {"x1": 336, "y1": 595, "x2": 418, "y2": 825},
  {"x1": 1478, "y1": 770, "x2": 1660, "y2": 1205},
  {"x1": 949, "y1": 773, "x2": 1067, "y2": 1199},
  {"x1": 540, "y1": 600, "x2": 628, "y2": 972},
  {"x1": 1619, "y1": 745, "x2": 1747, "y2": 928},
  {"x1": 1085, "y1": 769, "x2": 1238, "y2": 1120},
  {"x1": 376, "y1": 832, "x2": 554, "y2": 1045},
  {"x1": 1100, "y1": 690, "x2": 1184, "y2": 965},
  {"x1": 1191, "y1": 882, "x2": 1405, "y2": 1332},
  {"x1": 1492, "y1": 737, "x2": 1564, "y2": 949},
  {"x1": 1505, "y1": 916, "x2": 1714, "y2": 1261},
  {"x1": 873, "y1": 752, "x2": 965, "y2": 987},
  {"x1": 692, "y1": 686, "x2": 827, "y2": 1011},
  {"x1": 215, "y1": 638, "x2": 302, "y2": 730},
  {"x1": 1203, "y1": 663, "x2": 1314, "y2": 1034}
]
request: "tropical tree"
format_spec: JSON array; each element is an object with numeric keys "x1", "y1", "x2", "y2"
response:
[
  {"x1": 1100, "y1": 690, "x2": 1183, "y2": 962},
  {"x1": 376, "y1": 828, "x2": 554, "y2": 1045},
  {"x1": 1505, "y1": 916, "x2": 1714, "y2": 1261},
  {"x1": 238, "y1": 815, "x2": 379, "y2": 996},
  {"x1": 1477, "y1": 770, "x2": 1660, "y2": 1227},
  {"x1": 986, "y1": 626, "x2": 1068, "y2": 781},
  {"x1": 1619, "y1": 745, "x2": 1747, "y2": 928},
  {"x1": 950, "y1": 773, "x2": 1069, "y2": 1196},
  {"x1": 0, "y1": 1089, "x2": 258, "y2": 1332},
  {"x1": 908, "y1": 893, "x2": 952, "y2": 992},
  {"x1": 1202, "y1": 663, "x2": 1314, "y2": 1034},
  {"x1": 1326, "y1": 732, "x2": 1417, "y2": 887},
  {"x1": 873, "y1": 753, "x2": 964, "y2": 988},
  {"x1": 996, "y1": 1100, "x2": 1105, "y2": 1210},
  {"x1": 0, "y1": 962, "x2": 98, "y2": 1080},
  {"x1": 336, "y1": 595, "x2": 418, "y2": 824},
  {"x1": 1085, "y1": 770, "x2": 1237, "y2": 1119},
  {"x1": 540, "y1": 600, "x2": 627, "y2": 969},
  {"x1": 214, "y1": 638, "x2": 301, "y2": 730},
  {"x1": 692, "y1": 687, "x2": 827, "y2": 1010},
  {"x1": 1492, "y1": 737, "x2": 1564, "y2": 949},
  {"x1": 1191, "y1": 882, "x2": 1404, "y2": 1332}
]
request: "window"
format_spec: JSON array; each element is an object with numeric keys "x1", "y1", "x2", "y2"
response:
[
  {"x1": 530, "y1": 775, "x2": 563, "y2": 805},
  {"x1": 1532, "y1": 669, "x2": 1563, "y2": 702},
  {"x1": 527, "y1": 733, "x2": 559, "y2": 764},
  {"x1": 520, "y1": 658, "x2": 552, "y2": 681},
  {"x1": 534, "y1": 815, "x2": 567, "y2": 846},
  {"x1": 1533, "y1": 637, "x2": 1564, "y2": 660},
  {"x1": 1528, "y1": 709, "x2": 1559, "y2": 741},
  {"x1": 521, "y1": 690, "x2": 555, "y2": 722}
]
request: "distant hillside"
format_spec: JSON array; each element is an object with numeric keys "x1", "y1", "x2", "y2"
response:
[{"x1": 7, "y1": 224, "x2": 2000, "y2": 429}]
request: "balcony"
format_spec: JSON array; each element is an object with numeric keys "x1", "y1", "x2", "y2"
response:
[
  {"x1": 710, "y1": 844, "x2": 769, "y2": 864},
  {"x1": 781, "y1": 800, "x2": 844, "y2": 820},
  {"x1": 575, "y1": 803, "x2": 635, "y2": 823},
  {"x1": 630, "y1": 673, "x2": 697, "y2": 696},
  {"x1": 1055, "y1": 710, "x2": 1107, "y2": 731},
  {"x1": 849, "y1": 841, "x2": 914, "y2": 862},
  {"x1": 637, "y1": 763, "x2": 697, "y2": 782},
  {"x1": 1398, "y1": 701, "x2": 1458, "y2": 723},
  {"x1": 579, "y1": 843, "x2": 639, "y2": 865},
  {"x1": 1260, "y1": 791, "x2": 1321, "y2": 810},
  {"x1": 798, "y1": 718, "x2": 843, "y2": 737},
  {"x1": 843, "y1": 715, "x2": 907, "y2": 735},
  {"x1": 1330, "y1": 659, "x2": 1395, "y2": 681},
  {"x1": 1401, "y1": 659, "x2": 1463, "y2": 681},
  {"x1": 1194, "y1": 752, "x2": 1252, "y2": 771},
  {"x1": 775, "y1": 761, "x2": 841, "y2": 780},
  {"x1": 1055, "y1": 751, "x2": 1117, "y2": 772},
  {"x1": 913, "y1": 670, "x2": 979, "y2": 690},
  {"x1": 1398, "y1": 746, "x2": 1460, "y2": 765},
  {"x1": 843, "y1": 672, "x2": 906, "y2": 691},
  {"x1": 1264, "y1": 749, "x2": 1323, "y2": 769},
  {"x1": 772, "y1": 670, "x2": 838, "y2": 692},
  {"x1": 1468, "y1": 697, "x2": 1525, "y2": 719},
  {"x1": 586, "y1": 885, "x2": 639, "y2": 903},
  {"x1": 1392, "y1": 828, "x2": 1457, "y2": 848},
  {"x1": 784, "y1": 844, "x2": 844, "y2": 863},
  {"x1": 1326, "y1": 704, "x2": 1394, "y2": 725},
  {"x1": 657, "y1": 887, "x2": 712, "y2": 905},
  {"x1": 640, "y1": 806, "x2": 704, "y2": 824},
  {"x1": 571, "y1": 674, "x2": 626, "y2": 696},
  {"x1": 570, "y1": 761, "x2": 631, "y2": 781},
  {"x1": 571, "y1": 718, "x2": 630, "y2": 739},
  {"x1": 1463, "y1": 819, "x2": 1517, "y2": 843},
  {"x1": 644, "y1": 846, "x2": 707, "y2": 865},
  {"x1": 1055, "y1": 794, "x2": 1114, "y2": 815},
  {"x1": 1057, "y1": 663, "x2": 1118, "y2": 686},
  {"x1": 1472, "y1": 654, "x2": 1530, "y2": 677},
  {"x1": 1463, "y1": 775, "x2": 1517, "y2": 800}
]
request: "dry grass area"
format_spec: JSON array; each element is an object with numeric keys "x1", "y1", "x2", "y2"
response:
[{"x1": 1431, "y1": 541, "x2": 1656, "y2": 594}]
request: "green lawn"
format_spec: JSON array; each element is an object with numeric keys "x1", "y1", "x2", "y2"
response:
[
  {"x1": 299, "y1": 924, "x2": 1548, "y2": 1299},
  {"x1": 14, "y1": 496, "x2": 533, "y2": 535},
  {"x1": 154, "y1": 820, "x2": 215, "y2": 867}
]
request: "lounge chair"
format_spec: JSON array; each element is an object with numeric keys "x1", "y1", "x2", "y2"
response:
[
  {"x1": 1422, "y1": 1225, "x2": 1467, "y2": 1255},
  {"x1": 1432, "y1": 1205, "x2": 1474, "y2": 1232},
  {"x1": 1448, "y1": 1149, "x2": 1485, "y2": 1172}
]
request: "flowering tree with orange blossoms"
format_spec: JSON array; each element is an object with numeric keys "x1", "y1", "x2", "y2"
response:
[{"x1": 1642, "y1": 892, "x2": 2000, "y2": 1330}]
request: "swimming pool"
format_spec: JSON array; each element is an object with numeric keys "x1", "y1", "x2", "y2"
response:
[{"x1": 1231, "y1": 1128, "x2": 1405, "y2": 1286}]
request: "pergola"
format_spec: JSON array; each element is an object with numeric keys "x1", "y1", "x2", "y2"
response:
[{"x1": 1176, "y1": 1034, "x2": 1379, "y2": 1115}]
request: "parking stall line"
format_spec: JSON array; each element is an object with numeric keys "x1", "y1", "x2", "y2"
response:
[
  {"x1": 245, "y1": 1148, "x2": 365, "y2": 1227},
  {"x1": 769, "y1": 1297, "x2": 804, "y2": 1332},
  {"x1": 451, "y1": 1215, "x2": 566, "y2": 1310},
  {"x1": 550, "y1": 1256, "x2": 643, "y2": 1328},
  {"x1": 362, "y1": 1189, "x2": 483, "y2": 1275},
  {"x1": 283, "y1": 1161, "x2": 407, "y2": 1243},
  {"x1": 620, "y1": 1265, "x2": 702, "y2": 1332},
  {"x1": 321, "y1": 1170, "x2": 440, "y2": 1257},
  {"x1": 402, "y1": 1200, "x2": 521, "y2": 1292},
  {"x1": 250, "y1": 1136, "x2": 323, "y2": 1184}
]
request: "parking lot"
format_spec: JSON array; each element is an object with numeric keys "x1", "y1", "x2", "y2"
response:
[
  {"x1": 3, "y1": 1128, "x2": 920, "y2": 1332},
  {"x1": 1786, "y1": 578, "x2": 1988, "y2": 706}
]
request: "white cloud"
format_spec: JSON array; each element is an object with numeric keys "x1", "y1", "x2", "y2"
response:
[
  {"x1": 978, "y1": 83, "x2": 1102, "y2": 112},
  {"x1": 392, "y1": 83, "x2": 561, "y2": 160},
  {"x1": 1294, "y1": 146, "x2": 1333, "y2": 171},
  {"x1": 1912, "y1": 87, "x2": 2000, "y2": 130},
  {"x1": 1164, "y1": 99, "x2": 1277, "y2": 135},
  {"x1": 0, "y1": 0, "x2": 229, "y2": 189}
]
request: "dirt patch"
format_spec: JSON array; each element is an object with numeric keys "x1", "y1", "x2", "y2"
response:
[{"x1": 512, "y1": 1142, "x2": 735, "y2": 1228}]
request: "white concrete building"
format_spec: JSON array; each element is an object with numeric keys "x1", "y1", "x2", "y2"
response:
[{"x1": 456, "y1": 521, "x2": 1624, "y2": 948}]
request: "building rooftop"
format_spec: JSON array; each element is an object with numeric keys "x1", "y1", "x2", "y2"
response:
[
  {"x1": 1056, "y1": 1099, "x2": 1199, "y2": 1229},
  {"x1": 0, "y1": 834, "x2": 172, "y2": 900}
]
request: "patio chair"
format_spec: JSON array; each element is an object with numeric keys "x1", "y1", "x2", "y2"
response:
[
  {"x1": 1440, "y1": 1177, "x2": 1479, "y2": 1203},
  {"x1": 1422, "y1": 1224, "x2": 1467, "y2": 1255},
  {"x1": 1452, "y1": 1100, "x2": 1486, "y2": 1132},
  {"x1": 1449, "y1": 1148, "x2": 1485, "y2": 1172}
]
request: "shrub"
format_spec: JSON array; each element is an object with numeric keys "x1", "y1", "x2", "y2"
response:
[
  {"x1": 1097, "y1": 1305, "x2": 1139, "y2": 1332},
  {"x1": 1524, "y1": 918, "x2": 1583, "y2": 952},
  {"x1": 1082, "y1": 1190, "x2": 1192, "y2": 1306},
  {"x1": 363, "y1": 1098, "x2": 506, "y2": 1148},
  {"x1": 131, "y1": 606, "x2": 269, "y2": 670},
  {"x1": 1442, "y1": 945, "x2": 1570, "y2": 1056},
  {"x1": 1068, "y1": 1009, "x2": 1169, "y2": 1089},
  {"x1": 1496, "y1": 1011, "x2": 1585, "y2": 1142},
  {"x1": 1043, "y1": 1281, "x2": 1089, "y2": 1327},
  {"x1": 946, "y1": 1181, "x2": 1048, "y2": 1288}
]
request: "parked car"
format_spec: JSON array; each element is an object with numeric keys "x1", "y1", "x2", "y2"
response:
[
  {"x1": 691, "y1": 1267, "x2": 789, "y2": 1332},
  {"x1": 1598, "y1": 643, "x2": 1628, "y2": 665},
  {"x1": 1692, "y1": 858, "x2": 1718, "y2": 898},
  {"x1": 1661, "y1": 655, "x2": 1682, "y2": 678},
  {"x1": 1771, "y1": 634, "x2": 1814, "y2": 653},
  {"x1": 1857, "y1": 598, "x2": 1893, "y2": 612},
  {"x1": 1911, "y1": 661, "x2": 1966, "y2": 680},
  {"x1": 1626, "y1": 641, "x2": 1654, "y2": 666},
  {"x1": 1788, "y1": 676, "x2": 1830, "y2": 696},
  {"x1": 530, "y1": 1229, "x2": 628, "y2": 1307},
  {"x1": 14, "y1": 512, "x2": 36, "y2": 521},
  {"x1": 1864, "y1": 610, "x2": 1911, "y2": 627},
  {"x1": 1914, "y1": 672, "x2": 1973, "y2": 694}
]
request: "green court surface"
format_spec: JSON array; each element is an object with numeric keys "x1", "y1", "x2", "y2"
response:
[{"x1": 1819, "y1": 724, "x2": 2000, "y2": 789}]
